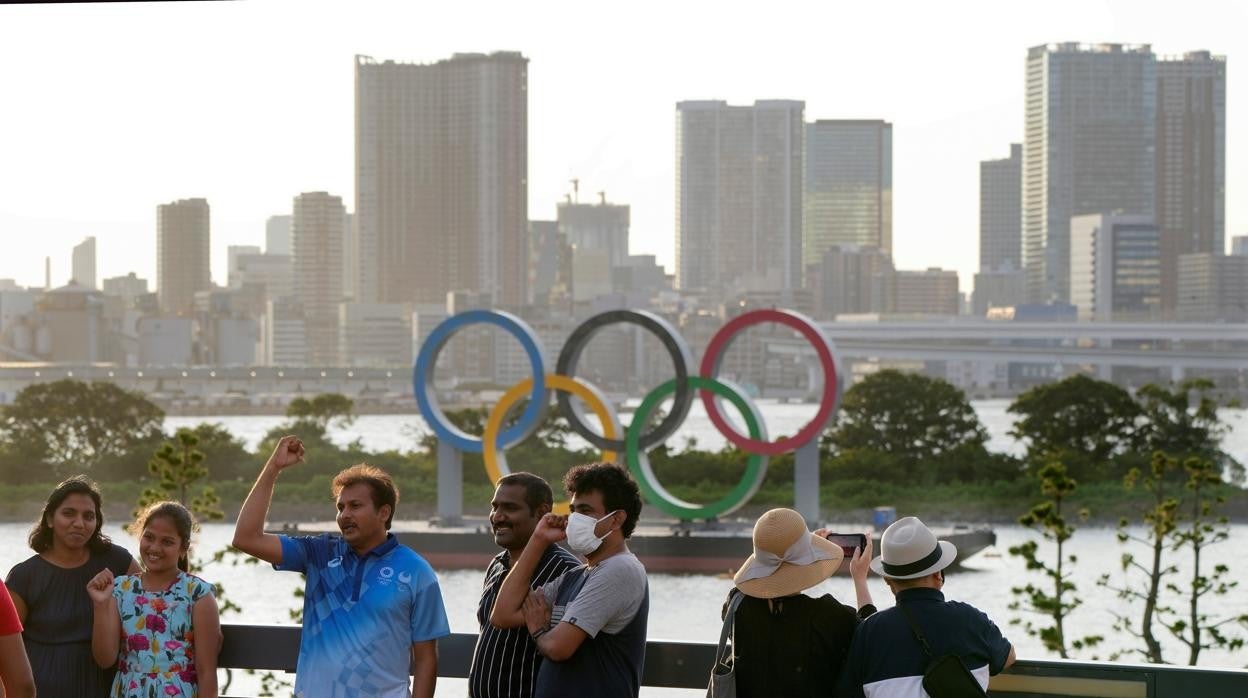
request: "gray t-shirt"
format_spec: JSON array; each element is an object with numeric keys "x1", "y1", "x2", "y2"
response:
[{"x1": 540, "y1": 551, "x2": 646, "y2": 637}]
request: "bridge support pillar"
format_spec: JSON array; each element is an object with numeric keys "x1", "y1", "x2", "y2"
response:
[
  {"x1": 794, "y1": 438, "x2": 820, "y2": 527},
  {"x1": 436, "y1": 440, "x2": 463, "y2": 527},
  {"x1": 1171, "y1": 364, "x2": 1185, "y2": 383}
]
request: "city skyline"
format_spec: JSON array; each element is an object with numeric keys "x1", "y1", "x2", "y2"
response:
[{"x1": 0, "y1": 0, "x2": 1244, "y2": 294}]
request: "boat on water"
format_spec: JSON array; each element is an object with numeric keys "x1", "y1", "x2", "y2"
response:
[{"x1": 279, "y1": 519, "x2": 997, "y2": 574}]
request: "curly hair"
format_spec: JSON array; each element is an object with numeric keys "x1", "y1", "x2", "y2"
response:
[
  {"x1": 332, "y1": 464, "x2": 399, "y2": 529},
  {"x1": 563, "y1": 462, "x2": 643, "y2": 538},
  {"x1": 29, "y1": 476, "x2": 114, "y2": 555}
]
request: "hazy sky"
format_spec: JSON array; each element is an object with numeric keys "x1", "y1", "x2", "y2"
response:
[{"x1": 0, "y1": 0, "x2": 1243, "y2": 294}]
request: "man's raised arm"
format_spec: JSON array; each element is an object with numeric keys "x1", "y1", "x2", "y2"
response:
[{"x1": 232, "y1": 435, "x2": 305, "y2": 565}]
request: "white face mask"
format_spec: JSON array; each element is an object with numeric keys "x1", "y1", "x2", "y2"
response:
[{"x1": 565, "y1": 511, "x2": 619, "y2": 556}]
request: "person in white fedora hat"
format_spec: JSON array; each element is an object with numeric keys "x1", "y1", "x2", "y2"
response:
[
  {"x1": 838, "y1": 517, "x2": 1016, "y2": 697},
  {"x1": 720, "y1": 508, "x2": 875, "y2": 697}
]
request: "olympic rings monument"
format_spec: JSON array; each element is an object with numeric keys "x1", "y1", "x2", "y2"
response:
[{"x1": 413, "y1": 307, "x2": 842, "y2": 527}]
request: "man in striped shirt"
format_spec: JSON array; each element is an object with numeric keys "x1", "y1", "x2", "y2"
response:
[{"x1": 469, "y1": 473, "x2": 580, "y2": 698}]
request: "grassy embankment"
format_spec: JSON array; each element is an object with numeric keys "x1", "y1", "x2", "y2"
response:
[{"x1": 3, "y1": 476, "x2": 1243, "y2": 527}]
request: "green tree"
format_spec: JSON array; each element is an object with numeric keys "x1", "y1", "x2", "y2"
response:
[
  {"x1": 1099, "y1": 452, "x2": 1182, "y2": 663},
  {"x1": 135, "y1": 428, "x2": 223, "y2": 522},
  {"x1": 1133, "y1": 380, "x2": 1243, "y2": 484},
  {"x1": 1161, "y1": 456, "x2": 1247, "y2": 664},
  {"x1": 1008, "y1": 461, "x2": 1103, "y2": 658},
  {"x1": 1008, "y1": 375, "x2": 1139, "y2": 481},
  {"x1": 823, "y1": 370, "x2": 1007, "y2": 484},
  {"x1": 0, "y1": 379, "x2": 164, "y2": 478},
  {"x1": 286, "y1": 393, "x2": 356, "y2": 430}
]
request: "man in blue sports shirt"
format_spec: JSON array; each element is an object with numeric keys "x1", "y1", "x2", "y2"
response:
[{"x1": 234, "y1": 435, "x2": 450, "y2": 698}]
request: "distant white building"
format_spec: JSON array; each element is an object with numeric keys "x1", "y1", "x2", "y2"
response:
[
  {"x1": 139, "y1": 316, "x2": 193, "y2": 366},
  {"x1": 72, "y1": 236, "x2": 97, "y2": 289}
]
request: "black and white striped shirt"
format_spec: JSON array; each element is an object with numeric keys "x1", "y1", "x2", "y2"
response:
[{"x1": 469, "y1": 545, "x2": 581, "y2": 698}]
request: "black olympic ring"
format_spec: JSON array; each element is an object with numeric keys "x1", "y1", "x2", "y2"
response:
[{"x1": 554, "y1": 309, "x2": 694, "y2": 452}]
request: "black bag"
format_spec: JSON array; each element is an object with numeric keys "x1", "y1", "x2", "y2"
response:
[
  {"x1": 706, "y1": 589, "x2": 746, "y2": 698},
  {"x1": 896, "y1": 602, "x2": 988, "y2": 698}
]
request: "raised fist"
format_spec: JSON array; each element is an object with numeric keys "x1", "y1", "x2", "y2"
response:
[
  {"x1": 266, "y1": 435, "x2": 306, "y2": 472},
  {"x1": 86, "y1": 568, "x2": 115, "y2": 605}
]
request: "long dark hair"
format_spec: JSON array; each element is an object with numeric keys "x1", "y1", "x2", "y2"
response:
[
  {"x1": 29, "y1": 476, "x2": 113, "y2": 555},
  {"x1": 130, "y1": 501, "x2": 196, "y2": 573}
]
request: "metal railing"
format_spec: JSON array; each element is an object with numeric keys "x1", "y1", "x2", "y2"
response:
[{"x1": 219, "y1": 624, "x2": 1248, "y2": 697}]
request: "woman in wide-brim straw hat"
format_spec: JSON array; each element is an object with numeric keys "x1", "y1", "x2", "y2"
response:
[{"x1": 720, "y1": 508, "x2": 876, "y2": 697}]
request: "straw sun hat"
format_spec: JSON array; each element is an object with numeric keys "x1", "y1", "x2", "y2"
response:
[{"x1": 733, "y1": 508, "x2": 844, "y2": 599}]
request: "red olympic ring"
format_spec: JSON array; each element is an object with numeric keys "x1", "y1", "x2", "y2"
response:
[{"x1": 698, "y1": 309, "x2": 839, "y2": 456}]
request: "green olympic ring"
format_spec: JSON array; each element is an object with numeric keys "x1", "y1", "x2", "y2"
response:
[{"x1": 626, "y1": 375, "x2": 769, "y2": 520}]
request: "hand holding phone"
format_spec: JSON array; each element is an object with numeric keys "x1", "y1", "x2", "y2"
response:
[{"x1": 825, "y1": 532, "x2": 867, "y2": 558}]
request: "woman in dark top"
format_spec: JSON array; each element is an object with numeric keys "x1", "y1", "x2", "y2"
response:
[
  {"x1": 5, "y1": 476, "x2": 139, "y2": 697},
  {"x1": 725, "y1": 508, "x2": 876, "y2": 697}
]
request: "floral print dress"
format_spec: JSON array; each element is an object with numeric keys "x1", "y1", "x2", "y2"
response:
[{"x1": 110, "y1": 571, "x2": 214, "y2": 698}]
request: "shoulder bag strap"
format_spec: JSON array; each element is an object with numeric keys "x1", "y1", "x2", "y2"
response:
[
  {"x1": 895, "y1": 601, "x2": 936, "y2": 660},
  {"x1": 714, "y1": 590, "x2": 746, "y2": 668}
]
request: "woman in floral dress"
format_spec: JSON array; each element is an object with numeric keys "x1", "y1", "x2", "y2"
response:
[{"x1": 87, "y1": 502, "x2": 220, "y2": 698}]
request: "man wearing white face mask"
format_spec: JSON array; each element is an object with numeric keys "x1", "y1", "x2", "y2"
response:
[{"x1": 490, "y1": 462, "x2": 649, "y2": 698}]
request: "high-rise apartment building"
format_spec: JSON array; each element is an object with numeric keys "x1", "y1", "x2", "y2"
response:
[
  {"x1": 1070, "y1": 213, "x2": 1161, "y2": 321},
  {"x1": 293, "y1": 192, "x2": 346, "y2": 365},
  {"x1": 807, "y1": 245, "x2": 893, "y2": 319},
  {"x1": 676, "y1": 100, "x2": 804, "y2": 293},
  {"x1": 72, "y1": 237, "x2": 96, "y2": 289},
  {"x1": 157, "y1": 198, "x2": 211, "y2": 315},
  {"x1": 980, "y1": 144, "x2": 1022, "y2": 272},
  {"x1": 803, "y1": 120, "x2": 892, "y2": 273},
  {"x1": 355, "y1": 52, "x2": 528, "y2": 306},
  {"x1": 1232, "y1": 236, "x2": 1248, "y2": 256},
  {"x1": 266, "y1": 215, "x2": 292, "y2": 255},
  {"x1": 1177, "y1": 253, "x2": 1248, "y2": 322},
  {"x1": 1023, "y1": 44, "x2": 1157, "y2": 303},
  {"x1": 1156, "y1": 51, "x2": 1226, "y2": 314}
]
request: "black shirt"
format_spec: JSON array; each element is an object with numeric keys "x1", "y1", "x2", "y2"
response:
[
  {"x1": 838, "y1": 587, "x2": 1012, "y2": 698},
  {"x1": 5, "y1": 542, "x2": 135, "y2": 697},
  {"x1": 725, "y1": 590, "x2": 875, "y2": 698},
  {"x1": 469, "y1": 545, "x2": 581, "y2": 698}
]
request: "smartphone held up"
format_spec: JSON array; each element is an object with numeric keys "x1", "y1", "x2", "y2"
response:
[{"x1": 825, "y1": 532, "x2": 867, "y2": 558}]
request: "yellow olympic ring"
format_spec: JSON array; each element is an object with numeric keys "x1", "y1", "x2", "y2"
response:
[{"x1": 483, "y1": 374, "x2": 622, "y2": 515}]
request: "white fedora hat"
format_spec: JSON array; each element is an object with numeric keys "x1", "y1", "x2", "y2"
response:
[{"x1": 869, "y1": 516, "x2": 957, "y2": 580}]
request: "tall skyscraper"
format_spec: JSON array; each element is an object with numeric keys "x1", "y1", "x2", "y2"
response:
[
  {"x1": 1156, "y1": 51, "x2": 1226, "y2": 314},
  {"x1": 676, "y1": 100, "x2": 804, "y2": 293},
  {"x1": 355, "y1": 52, "x2": 528, "y2": 306},
  {"x1": 979, "y1": 144, "x2": 1022, "y2": 272},
  {"x1": 803, "y1": 120, "x2": 892, "y2": 273},
  {"x1": 157, "y1": 198, "x2": 210, "y2": 315},
  {"x1": 71, "y1": 236, "x2": 96, "y2": 289},
  {"x1": 1023, "y1": 43, "x2": 1157, "y2": 303},
  {"x1": 293, "y1": 192, "x2": 346, "y2": 365}
]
